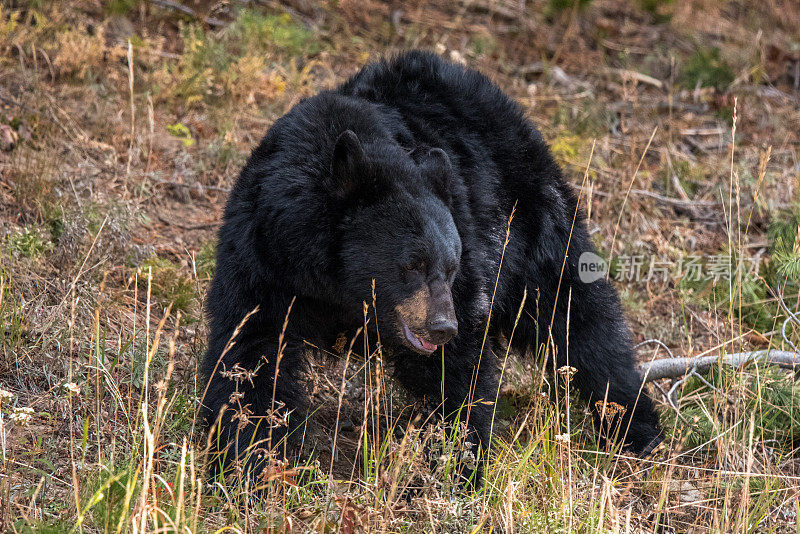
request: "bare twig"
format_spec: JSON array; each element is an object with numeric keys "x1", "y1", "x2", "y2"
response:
[
  {"x1": 157, "y1": 213, "x2": 218, "y2": 231},
  {"x1": 151, "y1": 0, "x2": 225, "y2": 28},
  {"x1": 666, "y1": 372, "x2": 692, "y2": 424},
  {"x1": 150, "y1": 177, "x2": 231, "y2": 194},
  {"x1": 775, "y1": 284, "x2": 800, "y2": 327},
  {"x1": 782, "y1": 317, "x2": 799, "y2": 353},
  {"x1": 680, "y1": 127, "x2": 725, "y2": 136},
  {"x1": 629, "y1": 189, "x2": 719, "y2": 208},
  {"x1": 651, "y1": 381, "x2": 689, "y2": 424},
  {"x1": 519, "y1": 62, "x2": 593, "y2": 92},
  {"x1": 635, "y1": 338, "x2": 676, "y2": 359},
  {"x1": 689, "y1": 368, "x2": 735, "y2": 405},
  {"x1": 768, "y1": 282, "x2": 800, "y2": 352},
  {"x1": 605, "y1": 68, "x2": 664, "y2": 89}
]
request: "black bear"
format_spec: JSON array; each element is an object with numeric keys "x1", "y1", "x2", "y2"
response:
[{"x1": 201, "y1": 51, "x2": 662, "y2": 485}]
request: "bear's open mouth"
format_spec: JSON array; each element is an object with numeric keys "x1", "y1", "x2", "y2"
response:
[{"x1": 402, "y1": 322, "x2": 438, "y2": 353}]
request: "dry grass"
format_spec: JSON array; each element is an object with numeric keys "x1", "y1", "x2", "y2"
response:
[{"x1": 1, "y1": 0, "x2": 800, "y2": 532}]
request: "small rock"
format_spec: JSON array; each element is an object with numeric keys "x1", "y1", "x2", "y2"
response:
[
  {"x1": 669, "y1": 480, "x2": 702, "y2": 504},
  {"x1": 0, "y1": 124, "x2": 18, "y2": 151},
  {"x1": 340, "y1": 419, "x2": 354, "y2": 432}
]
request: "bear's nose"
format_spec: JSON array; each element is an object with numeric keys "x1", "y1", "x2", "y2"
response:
[{"x1": 426, "y1": 317, "x2": 458, "y2": 344}]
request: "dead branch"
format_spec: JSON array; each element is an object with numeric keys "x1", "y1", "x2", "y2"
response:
[
  {"x1": 157, "y1": 213, "x2": 218, "y2": 231},
  {"x1": 605, "y1": 68, "x2": 664, "y2": 89},
  {"x1": 151, "y1": 0, "x2": 226, "y2": 28},
  {"x1": 639, "y1": 350, "x2": 800, "y2": 382},
  {"x1": 150, "y1": 177, "x2": 231, "y2": 194},
  {"x1": 628, "y1": 189, "x2": 719, "y2": 208},
  {"x1": 519, "y1": 62, "x2": 593, "y2": 92}
]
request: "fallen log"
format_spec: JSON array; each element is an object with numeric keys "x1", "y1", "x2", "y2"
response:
[{"x1": 639, "y1": 350, "x2": 800, "y2": 382}]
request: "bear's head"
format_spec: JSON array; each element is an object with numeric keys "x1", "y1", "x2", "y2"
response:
[{"x1": 327, "y1": 130, "x2": 462, "y2": 355}]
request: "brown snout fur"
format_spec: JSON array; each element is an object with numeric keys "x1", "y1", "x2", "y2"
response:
[
  {"x1": 394, "y1": 281, "x2": 456, "y2": 340},
  {"x1": 394, "y1": 286, "x2": 430, "y2": 336}
]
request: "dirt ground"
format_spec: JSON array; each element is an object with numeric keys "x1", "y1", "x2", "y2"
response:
[{"x1": 2, "y1": 0, "x2": 800, "y2": 531}]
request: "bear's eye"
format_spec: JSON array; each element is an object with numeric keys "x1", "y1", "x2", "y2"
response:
[
  {"x1": 446, "y1": 266, "x2": 456, "y2": 279},
  {"x1": 403, "y1": 261, "x2": 426, "y2": 273}
]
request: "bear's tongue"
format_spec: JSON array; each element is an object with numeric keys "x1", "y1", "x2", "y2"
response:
[
  {"x1": 403, "y1": 323, "x2": 438, "y2": 353},
  {"x1": 418, "y1": 337, "x2": 437, "y2": 352}
]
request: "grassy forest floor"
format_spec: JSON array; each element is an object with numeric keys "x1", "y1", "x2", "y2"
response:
[{"x1": 2, "y1": 0, "x2": 800, "y2": 532}]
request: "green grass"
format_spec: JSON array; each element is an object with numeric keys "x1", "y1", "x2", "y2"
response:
[
  {"x1": 195, "y1": 240, "x2": 217, "y2": 281},
  {"x1": 105, "y1": 0, "x2": 144, "y2": 16},
  {"x1": 637, "y1": 0, "x2": 674, "y2": 22},
  {"x1": 678, "y1": 259, "x2": 776, "y2": 333},
  {"x1": 680, "y1": 46, "x2": 736, "y2": 90},
  {"x1": 659, "y1": 159, "x2": 705, "y2": 197},
  {"x1": 139, "y1": 257, "x2": 197, "y2": 317},
  {"x1": 11, "y1": 519, "x2": 73, "y2": 534},
  {"x1": 229, "y1": 10, "x2": 319, "y2": 57},
  {"x1": 7, "y1": 226, "x2": 51, "y2": 258},
  {"x1": 155, "y1": 9, "x2": 320, "y2": 107},
  {"x1": 677, "y1": 212, "x2": 800, "y2": 337},
  {"x1": 769, "y1": 209, "x2": 800, "y2": 281},
  {"x1": 0, "y1": 269, "x2": 26, "y2": 357},
  {"x1": 548, "y1": 0, "x2": 594, "y2": 13},
  {"x1": 666, "y1": 363, "x2": 800, "y2": 451}
]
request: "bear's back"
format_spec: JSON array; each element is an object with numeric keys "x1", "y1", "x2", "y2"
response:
[{"x1": 338, "y1": 51, "x2": 536, "y2": 155}]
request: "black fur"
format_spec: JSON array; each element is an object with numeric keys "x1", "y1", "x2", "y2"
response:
[{"x1": 201, "y1": 51, "x2": 662, "y2": 485}]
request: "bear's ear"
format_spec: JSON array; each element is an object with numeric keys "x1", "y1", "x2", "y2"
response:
[
  {"x1": 327, "y1": 130, "x2": 366, "y2": 200},
  {"x1": 419, "y1": 147, "x2": 453, "y2": 206}
]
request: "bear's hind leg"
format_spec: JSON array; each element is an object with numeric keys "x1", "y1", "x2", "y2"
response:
[{"x1": 525, "y1": 253, "x2": 662, "y2": 455}]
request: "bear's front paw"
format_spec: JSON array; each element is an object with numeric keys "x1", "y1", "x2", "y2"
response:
[{"x1": 623, "y1": 421, "x2": 663, "y2": 457}]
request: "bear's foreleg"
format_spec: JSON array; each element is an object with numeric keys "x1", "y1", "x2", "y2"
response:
[
  {"x1": 202, "y1": 331, "x2": 308, "y2": 481},
  {"x1": 393, "y1": 336, "x2": 497, "y2": 487}
]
